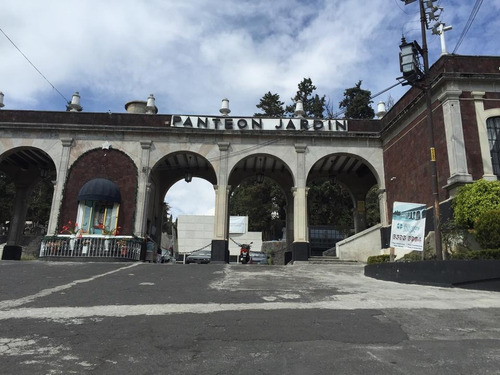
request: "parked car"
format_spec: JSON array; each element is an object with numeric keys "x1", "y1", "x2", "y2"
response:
[
  {"x1": 185, "y1": 249, "x2": 211, "y2": 264},
  {"x1": 250, "y1": 251, "x2": 268, "y2": 264},
  {"x1": 159, "y1": 249, "x2": 171, "y2": 263}
]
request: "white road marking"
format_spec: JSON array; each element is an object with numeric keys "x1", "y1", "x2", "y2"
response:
[
  {"x1": 1, "y1": 263, "x2": 499, "y2": 321},
  {"x1": 0, "y1": 263, "x2": 140, "y2": 311},
  {"x1": 0, "y1": 295, "x2": 499, "y2": 321}
]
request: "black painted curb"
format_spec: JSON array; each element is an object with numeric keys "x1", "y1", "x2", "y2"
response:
[{"x1": 364, "y1": 260, "x2": 500, "y2": 292}]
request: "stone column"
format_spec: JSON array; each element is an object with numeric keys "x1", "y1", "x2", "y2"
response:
[
  {"x1": 135, "y1": 140, "x2": 152, "y2": 236},
  {"x1": 353, "y1": 199, "x2": 367, "y2": 233},
  {"x1": 472, "y1": 91, "x2": 497, "y2": 181},
  {"x1": 285, "y1": 191, "x2": 294, "y2": 264},
  {"x1": 1, "y1": 162, "x2": 44, "y2": 260},
  {"x1": 439, "y1": 90, "x2": 473, "y2": 194},
  {"x1": 212, "y1": 142, "x2": 230, "y2": 263},
  {"x1": 378, "y1": 189, "x2": 389, "y2": 227},
  {"x1": 292, "y1": 144, "x2": 310, "y2": 261},
  {"x1": 47, "y1": 138, "x2": 73, "y2": 235}
]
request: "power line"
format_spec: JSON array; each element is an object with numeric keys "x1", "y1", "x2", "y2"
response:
[
  {"x1": 0, "y1": 26, "x2": 70, "y2": 104},
  {"x1": 452, "y1": 0, "x2": 484, "y2": 54}
]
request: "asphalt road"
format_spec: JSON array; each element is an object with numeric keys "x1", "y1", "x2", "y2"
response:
[{"x1": 0, "y1": 261, "x2": 499, "y2": 375}]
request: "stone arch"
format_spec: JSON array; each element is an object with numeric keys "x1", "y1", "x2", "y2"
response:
[
  {"x1": 228, "y1": 153, "x2": 294, "y2": 188},
  {"x1": 151, "y1": 151, "x2": 217, "y2": 196},
  {"x1": 147, "y1": 151, "x2": 217, "y2": 243},
  {"x1": 60, "y1": 148, "x2": 138, "y2": 236},
  {"x1": 306, "y1": 152, "x2": 382, "y2": 188},
  {"x1": 228, "y1": 153, "x2": 295, "y2": 256},
  {"x1": 306, "y1": 152, "x2": 381, "y2": 237}
]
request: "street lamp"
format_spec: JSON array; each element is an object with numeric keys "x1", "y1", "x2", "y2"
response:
[
  {"x1": 398, "y1": 0, "x2": 443, "y2": 260},
  {"x1": 399, "y1": 38, "x2": 424, "y2": 85}
]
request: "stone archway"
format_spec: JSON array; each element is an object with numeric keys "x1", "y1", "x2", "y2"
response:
[
  {"x1": 0, "y1": 147, "x2": 56, "y2": 259},
  {"x1": 306, "y1": 153, "x2": 381, "y2": 256},
  {"x1": 149, "y1": 151, "x2": 218, "y2": 251},
  {"x1": 228, "y1": 153, "x2": 295, "y2": 262}
]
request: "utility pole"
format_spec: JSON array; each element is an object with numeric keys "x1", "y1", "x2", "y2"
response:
[{"x1": 399, "y1": 0, "x2": 449, "y2": 260}]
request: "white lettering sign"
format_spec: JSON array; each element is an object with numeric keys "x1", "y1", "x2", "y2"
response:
[{"x1": 170, "y1": 115, "x2": 348, "y2": 132}]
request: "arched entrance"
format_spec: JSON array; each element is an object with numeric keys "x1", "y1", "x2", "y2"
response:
[
  {"x1": 150, "y1": 151, "x2": 217, "y2": 258},
  {"x1": 307, "y1": 153, "x2": 381, "y2": 257},
  {"x1": 0, "y1": 147, "x2": 56, "y2": 260},
  {"x1": 228, "y1": 153, "x2": 294, "y2": 262}
]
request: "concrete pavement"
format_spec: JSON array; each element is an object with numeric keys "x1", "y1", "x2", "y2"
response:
[{"x1": 0, "y1": 261, "x2": 499, "y2": 374}]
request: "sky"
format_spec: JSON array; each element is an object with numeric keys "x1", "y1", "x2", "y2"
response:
[{"x1": 1, "y1": 0, "x2": 499, "y2": 218}]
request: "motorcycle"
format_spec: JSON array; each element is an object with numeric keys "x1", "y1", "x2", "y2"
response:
[{"x1": 239, "y1": 242, "x2": 252, "y2": 264}]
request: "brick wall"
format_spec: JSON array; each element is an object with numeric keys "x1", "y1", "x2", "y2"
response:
[
  {"x1": 383, "y1": 99, "x2": 449, "y2": 216},
  {"x1": 59, "y1": 148, "x2": 138, "y2": 235}
]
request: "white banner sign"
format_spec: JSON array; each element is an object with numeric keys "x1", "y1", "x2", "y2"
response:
[
  {"x1": 229, "y1": 216, "x2": 247, "y2": 234},
  {"x1": 390, "y1": 201, "x2": 427, "y2": 251}
]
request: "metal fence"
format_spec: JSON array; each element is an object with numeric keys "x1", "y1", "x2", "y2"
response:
[{"x1": 40, "y1": 235, "x2": 142, "y2": 260}]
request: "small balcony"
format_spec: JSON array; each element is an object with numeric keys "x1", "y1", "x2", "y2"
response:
[{"x1": 40, "y1": 235, "x2": 143, "y2": 261}]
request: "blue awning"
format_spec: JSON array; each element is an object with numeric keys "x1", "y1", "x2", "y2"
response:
[{"x1": 77, "y1": 178, "x2": 121, "y2": 203}]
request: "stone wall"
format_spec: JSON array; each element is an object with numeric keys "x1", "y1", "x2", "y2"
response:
[{"x1": 261, "y1": 240, "x2": 288, "y2": 265}]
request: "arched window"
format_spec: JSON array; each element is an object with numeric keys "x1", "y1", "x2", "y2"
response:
[
  {"x1": 76, "y1": 178, "x2": 121, "y2": 234},
  {"x1": 487, "y1": 116, "x2": 500, "y2": 179}
]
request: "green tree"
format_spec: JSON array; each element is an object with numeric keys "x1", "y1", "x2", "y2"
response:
[
  {"x1": 26, "y1": 179, "x2": 54, "y2": 228},
  {"x1": 453, "y1": 179, "x2": 500, "y2": 228},
  {"x1": 339, "y1": 80, "x2": 375, "y2": 119},
  {"x1": 365, "y1": 185, "x2": 381, "y2": 227},
  {"x1": 0, "y1": 173, "x2": 15, "y2": 226},
  {"x1": 307, "y1": 179, "x2": 353, "y2": 230},
  {"x1": 162, "y1": 202, "x2": 174, "y2": 234},
  {"x1": 255, "y1": 91, "x2": 285, "y2": 117},
  {"x1": 285, "y1": 78, "x2": 326, "y2": 118},
  {"x1": 229, "y1": 177, "x2": 286, "y2": 241}
]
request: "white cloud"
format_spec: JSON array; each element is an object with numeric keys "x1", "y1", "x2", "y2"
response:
[
  {"x1": 165, "y1": 178, "x2": 215, "y2": 219},
  {"x1": 1, "y1": 0, "x2": 498, "y2": 214}
]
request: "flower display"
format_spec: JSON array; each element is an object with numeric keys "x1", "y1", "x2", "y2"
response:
[
  {"x1": 95, "y1": 223, "x2": 121, "y2": 235},
  {"x1": 59, "y1": 220, "x2": 81, "y2": 235}
]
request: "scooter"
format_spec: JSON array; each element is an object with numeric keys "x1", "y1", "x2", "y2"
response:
[{"x1": 239, "y1": 242, "x2": 252, "y2": 264}]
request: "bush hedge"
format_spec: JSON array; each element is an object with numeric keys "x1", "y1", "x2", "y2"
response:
[
  {"x1": 453, "y1": 179, "x2": 500, "y2": 228},
  {"x1": 450, "y1": 248, "x2": 500, "y2": 260},
  {"x1": 367, "y1": 254, "x2": 392, "y2": 264},
  {"x1": 474, "y1": 210, "x2": 500, "y2": 249}
]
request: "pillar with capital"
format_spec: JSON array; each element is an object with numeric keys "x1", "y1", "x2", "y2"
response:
[
  {"x1": 211, "y1": 142, "x2": 230, "y2": 263},
  {"x1": 47, "y1": 138, "x2": 73, "y2": 235},
  {"x1": 472, "y1": 91, "x2": 498, "y2": 181},
  {"x1": 292, "y1": 144, "x2": 310, "y2": 261},
  {"x1": 135, "y1": 140, "x2": 153, "y2": 236},
  {"x1": 439, "y1": 89, "x2": 473, "y2": 195}
]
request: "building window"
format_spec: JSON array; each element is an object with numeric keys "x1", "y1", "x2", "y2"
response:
[
  {"x1": 77, "y1": 200, "x2": 120, "y2": 234},
  {"x1": 487, "y1": 117, "x2": 500, "y2": 178},
  {"x1": 76, "y1": 178, "x2": 122, "y2": 234}
]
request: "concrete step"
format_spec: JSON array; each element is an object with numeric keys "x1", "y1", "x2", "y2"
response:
[{"x1": 301, "y1": 256, "x2": 359, "y2": 265}]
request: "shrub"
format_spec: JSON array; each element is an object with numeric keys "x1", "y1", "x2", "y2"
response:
[
  {"x1": 367, "y1": 254, "x2": 392, "y2": 264},
  {"x1": 399, "y1": 251, "x2": 423, "y2": 262},
  {"x1": 473, "y1": 210, "x2": 500, "y2": 249},
  {"x1": 453, "y1": 179, "x2": 500, "y2": 228},
  {"x1": 450, "y1": 248, "x2": 500, "y2": 260}
]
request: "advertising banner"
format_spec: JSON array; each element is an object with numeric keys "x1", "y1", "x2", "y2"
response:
[{"x1": 390, "y1": 201, "x2": 427, "y2": 251}]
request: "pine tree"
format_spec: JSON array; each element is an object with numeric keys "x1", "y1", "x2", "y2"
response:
[
  {"x1": 255, "y1": 92, "x2": 285, "y2": 117},
  {"x1": 339, "y1": 80, "x2": 375, "y2": 119},
  {"x1": 285, "y1": 78, "x2": 326, "y2": 118}
]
